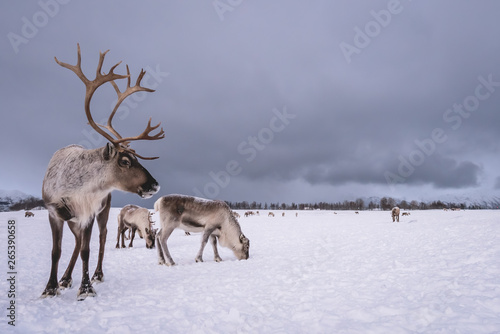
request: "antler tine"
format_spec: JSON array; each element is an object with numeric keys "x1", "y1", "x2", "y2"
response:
[
  {"x1": 54, "y1": 43, "x2": 88, "y2": 84},
  {"x1": 121, "y1": 146, "x2": 160, "y2": 160},
  {"x1": 103, "y1": 66, "x2": 160, "y2": 148},
  {"x1": 115, "y1": 117, "x2": 165, "y2": 144}
]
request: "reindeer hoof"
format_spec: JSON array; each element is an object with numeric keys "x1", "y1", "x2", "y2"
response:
[
  {"x1": 159, "y1": 259, "x2": 175, "y2": 266},
  {"x1": 77, "y1": 285, "x2": 96, "y2": 301},
  {"x1": 214, "y1": 257, "x2": 222, "y2": 263},
  {"x1": 91, "y1": 273, "x2": 104, "y2": 283},
  {"x1": 195, "y1": 257, "x2": 203, "y2": 263},
  {"x1": 58, "y1": 278, "x2": 73, "y2": 289},
  {"x1": 41, "y1": 287, "x2": 60, "y2": 298}
]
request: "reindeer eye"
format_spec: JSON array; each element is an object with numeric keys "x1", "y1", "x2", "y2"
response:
[{"x1": 119, "y1": 157, "x2": 131, "y2": 167}]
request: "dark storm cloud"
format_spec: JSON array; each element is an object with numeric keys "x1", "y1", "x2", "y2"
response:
[{"x1": 1, "y1": 0, "x2": 500, "y2": 205}]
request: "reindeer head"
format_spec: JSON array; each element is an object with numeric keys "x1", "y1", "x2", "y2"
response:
[
  {"x1": 101, "y1": 143, "x2": 159, "y2": 198},
  {"x1": 144, "y1": 212, "x2": 157, "y2": 249},
  {"x1": 230, "y1": 233, "x2": 250, "y2": 260},
  {"x1": 239, "y1": 234, "x2": 250, "y2": 260}
]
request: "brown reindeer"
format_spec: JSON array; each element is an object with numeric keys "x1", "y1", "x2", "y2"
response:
[
  {"x1": 25, "y1": 211, "x2": 35, "y2": 217},
  {"x1": 116, "y1": 205, "x2": 157, "y2": 249},
  {"x1": 155, "y1": 195, "x2": 249, "y2": 265},
  {"x1": 41, "y1": 44, "x2": 164, "y2": 300}
]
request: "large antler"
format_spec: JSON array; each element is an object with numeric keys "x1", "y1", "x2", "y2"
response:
[{"x1": 55, "y1": 43, "x2": 165, "y2": 160}]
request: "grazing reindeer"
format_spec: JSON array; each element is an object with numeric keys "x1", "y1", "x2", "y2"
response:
[
  {"x1": 391, "y1": 207, "x2": 400, "y2": 222},
  {"x1": 401, "y1": 212, "x2": 410, "y2": 216},
  {"x1": 41, "y1": 44, "x2": 164, "y2": 300},
  {"x1": 116, "y1": 205, "x2": 157, "y2": 249},
  {"x1": 154, "y1": 195, "x2": 250, "y2": 266},
  {"x1": 25, "y1": 211, "x2": 35, "y2": 217},
  {"x1": 268, "y1": 212, "x2": 275, "y2": 217}
]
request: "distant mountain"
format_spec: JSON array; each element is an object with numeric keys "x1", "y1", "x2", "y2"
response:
[
  {"x1": 438, "y1": 194, "x2": 500, "y2": 209},
  {"x1": 0, "y1": 189, "x2": 32, "y2": 201},
  {"x1": 0, "y1": 189, "x2": 36, "y2": 212}
]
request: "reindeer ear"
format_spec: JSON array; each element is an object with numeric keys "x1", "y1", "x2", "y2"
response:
[
  {"x1": 103, "y1": 142, "x2": 117, "y2": 160},
  {"x1": 239, "y1": 234, "x2": 247, "y2": 242}
]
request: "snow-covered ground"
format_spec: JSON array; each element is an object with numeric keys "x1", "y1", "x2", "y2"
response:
[{"x1": 1, "y1": 209, "x2": 499, "y2": 333}]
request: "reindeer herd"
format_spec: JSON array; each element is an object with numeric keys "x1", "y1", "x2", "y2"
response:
[
  {"x1": 39, "y1": 45, "x2": 250, "y2": 301},
  {"x1": 39, "y1": 45, "x2": 418, "y2": 301}
]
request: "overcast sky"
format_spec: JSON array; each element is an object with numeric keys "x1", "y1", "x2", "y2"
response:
[{"x1": 1, "y1": 1, "x2": 500, "y2": 207}]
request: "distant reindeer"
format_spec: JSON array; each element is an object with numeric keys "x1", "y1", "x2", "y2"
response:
[
  {"x1": 233, "y1": 211, "x2": 240, "y2": 218},
  {"x1": 154, "y1": 195, "x2": 250, "y2": 265},
  {"x1": 282, "y1": 212, "x2": 285, "y2": 217},
  {"x1": 401, "y1": 212, "x2": 410, "y2": 216},
  {"x1": 268, "y1": 212, "x2": 275, "y2": 217},
  {"x1": 41, "y1": 44, "x2": 164, "y2": 300},
  {"x1": 116, "y1": 205, "x2": 157, "y2": 249},
  {"x1": 355, "y1": 211, "x2": 359, "y2": 214},
  {"x1": 391, "y1": 207, "x2": 400, "y2": 222},
  {"x1": 25, "y1": 211, "x2": 35, "y2": 217}
]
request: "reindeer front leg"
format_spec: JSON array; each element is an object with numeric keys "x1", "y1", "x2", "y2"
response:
[
  {"x1": 77, "y1": 218, "x2": 96, "y2": 301},
  {"x1": 195, "y1": 228, "x2": 216, "y2": 263},
  {"x1": 58, "y1": 222, "x2": 83, "y2": 289},
  {"x1": 129, "y1": 227, "x2": 136, "y2": 248},
  {"x1": 210, "y1": 235, "x2": 222, "y2": 262},
  {"x1": 92, "y1": 194, "x2": 110, "y2": 283},
  {"x1": 41, "y1": 213, "x2": 64, "y2": 298}
]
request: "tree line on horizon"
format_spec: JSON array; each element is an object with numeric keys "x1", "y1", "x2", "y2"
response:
[
  {"x1": 226, "y1": 197, "x2": 489, "y2": 211},
  {"x1": 1, "y1": 195, "x2": 494, "y2": 213}
]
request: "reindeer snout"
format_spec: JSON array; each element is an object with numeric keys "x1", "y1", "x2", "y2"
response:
[{"x1": 139, "y1": 180, "x2": 160, "y2": 199}]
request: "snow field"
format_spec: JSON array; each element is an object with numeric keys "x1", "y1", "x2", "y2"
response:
[{"x1": 0, "y1": 209, "x2": 499, "y2": 333}]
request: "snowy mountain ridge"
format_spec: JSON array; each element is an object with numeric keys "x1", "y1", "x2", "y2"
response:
[{"x1": 0, "y1": 189, "x2": 36, "y2": 211}]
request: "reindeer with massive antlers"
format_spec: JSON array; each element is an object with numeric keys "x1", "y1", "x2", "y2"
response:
[{"x1": 41, "y1": 44, "x2": 164, "y2": 300}]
